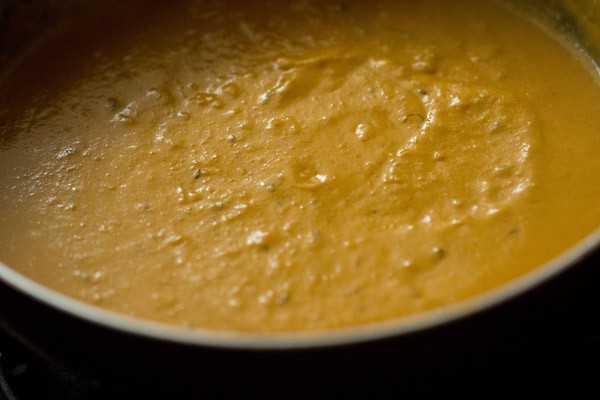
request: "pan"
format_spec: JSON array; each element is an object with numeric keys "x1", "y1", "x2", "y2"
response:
[{"x1": 0, "y1": 0, "x2": 599, "y2": 397}]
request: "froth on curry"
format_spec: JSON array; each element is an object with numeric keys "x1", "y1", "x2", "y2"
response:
[{"x1": 1, "y1": 0, "x2": 600, "y2": 332}]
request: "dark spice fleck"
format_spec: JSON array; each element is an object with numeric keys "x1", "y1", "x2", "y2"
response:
[
  {"x1": 193, "y1": 169, "x2": 202, "y2": 179},
  {"x1": 403, "y1": 113, "x2": 425, "y2": 124},
  {"x1": 433, "y1": 247, "x2": 446, "y2": 261},
  {"x1": 508, "y1": 227, "x2": 521, "y2": 236}
]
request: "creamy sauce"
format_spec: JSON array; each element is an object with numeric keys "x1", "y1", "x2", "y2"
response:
[{"x1": 1, "y1": 0, "x2": 600, "y2": 332}]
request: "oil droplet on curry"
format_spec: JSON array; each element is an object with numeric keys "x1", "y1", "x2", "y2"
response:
[{"x1": 1, "y1": 0, "x2": 600, "y2": 332}]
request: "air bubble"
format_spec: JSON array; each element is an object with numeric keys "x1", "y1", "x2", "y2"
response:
[{"x1": 355, "y1": 123, "x2": 371, "y2": 141}]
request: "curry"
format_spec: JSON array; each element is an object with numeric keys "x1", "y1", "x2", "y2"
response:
[{"x1": 1, "y1": 0, "x2": 600, "y2": 332}]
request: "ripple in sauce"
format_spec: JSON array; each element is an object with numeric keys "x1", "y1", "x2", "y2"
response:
[{"x1": 1, "y1": 0, "x2": 600, "y2": 332}]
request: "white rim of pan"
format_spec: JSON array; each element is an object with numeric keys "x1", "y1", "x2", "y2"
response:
[{"x1": 1, "y1": 226, "x2": 600, "y2": 350}]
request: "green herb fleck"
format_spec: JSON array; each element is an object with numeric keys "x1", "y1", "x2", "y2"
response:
[
  {"x1": 332, "y1": 3, "x2": 348, "y2": 12},
  {"x1": 105, "y1": 97, "x2": 120, "y2": 111}
]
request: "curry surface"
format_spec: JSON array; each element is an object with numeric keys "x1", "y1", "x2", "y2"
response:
[{"x1": 1, "y1": 0, "x2": 600, "y2": 332}]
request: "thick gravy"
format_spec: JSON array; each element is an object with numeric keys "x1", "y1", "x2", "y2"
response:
[{"x1": 1, "y1": 0, "x2": 600, "y2": 332}]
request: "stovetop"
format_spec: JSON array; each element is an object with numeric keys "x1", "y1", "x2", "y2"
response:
[
  {"x1": 2, "y1": 253, "x2": 600, "y2": 399},
  {"x1": 0, "y1": 328, "x2": 99, "y2": 400}
]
